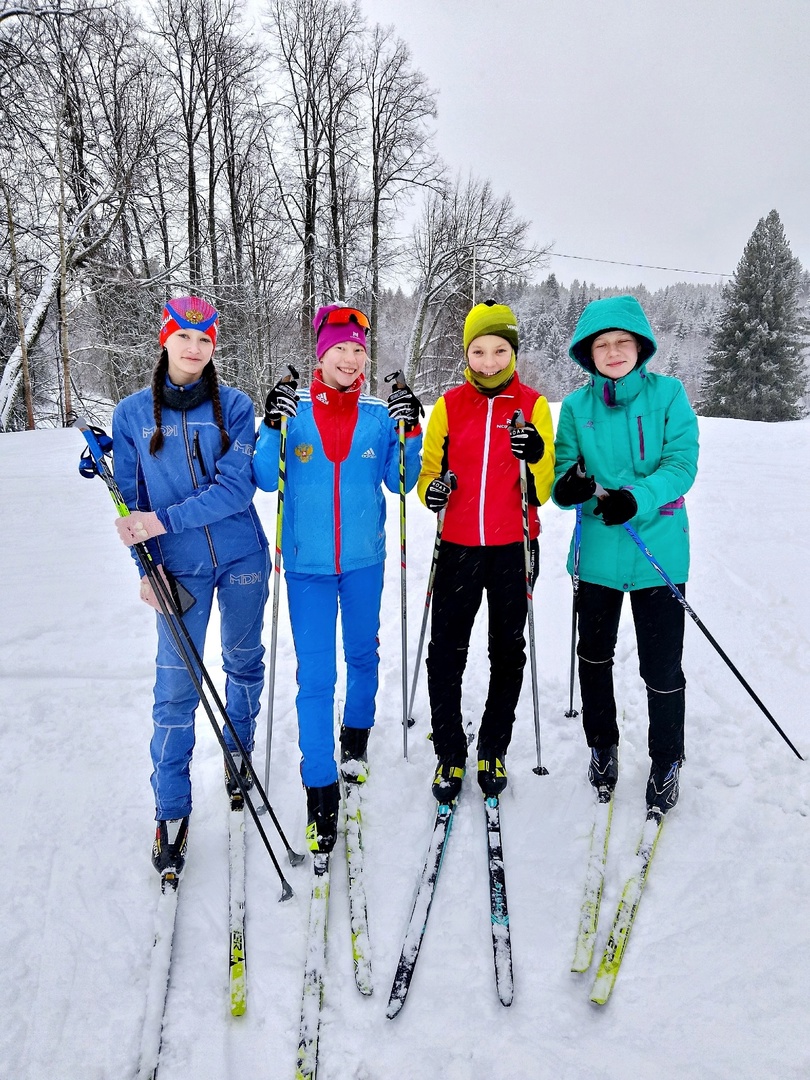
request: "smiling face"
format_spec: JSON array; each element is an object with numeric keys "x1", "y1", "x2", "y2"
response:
[
  {"x1": 466, "y1": 334, "x2": 513, "y2": 376},
  {"x1": 318, "y1": 340, "x2": 367, "y2": 389},
  {"x1": 590, "y1": 330, "x2": 640, "y2": 379},
  {"x1": 164, "y1": 328, "x2": 215, "y2": 385}
]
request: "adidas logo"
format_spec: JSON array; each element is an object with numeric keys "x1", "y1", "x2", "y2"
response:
[
  {"x1": 361, "y1": 447, "x2": 376, "y2": 459},
  {"x1": 316, "y1": 392, "x2": 329, "y2": 404}
]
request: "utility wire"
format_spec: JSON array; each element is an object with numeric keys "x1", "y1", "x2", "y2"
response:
[{"x1": 551, "y1": 252, "x2": 732, "y2": 278}]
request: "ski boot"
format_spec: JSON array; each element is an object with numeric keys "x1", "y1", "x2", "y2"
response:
[
  {"x1": 305, "y1": 781, "x2": 340, "y2": 854},
  {"x1": 588, "y1": 744, "x2": 618, "y2": 802},
  {"x1": 152, "y1": 817, "x2": 189, "y2": 890},
  {"x1": 646, "y1": 759, "x2": 680, "y2": 816},
  {"x1": 477, "y1": 748, "x2": 507, "y2": 797},
  {"x1": 225, "y1": 752, "x2": 254, "y2": 810},
  {"x1": 339, "y1": 725, "x2": 370, "y2": 785},
  {"x1": 432, "y1": 759, "x2": 466, "y2": 804}
]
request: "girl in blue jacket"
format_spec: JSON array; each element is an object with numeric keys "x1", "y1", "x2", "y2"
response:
[
  {"x1": 113, "y1": 297, "x2": 269, "y2": 876},
  {"x1": 254, "y1": 304, "x2": 423, "y2": 853},
  {"x1": 553, "y1": 295, "x2": 699, "y2": 815}
]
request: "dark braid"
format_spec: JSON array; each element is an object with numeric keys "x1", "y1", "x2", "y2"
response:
[
  {"x1": 206, "y1": 362, "x2": 231, "y2": 454},
  {"x1": 149, "y1": 349, "x2": 169, "y2": 456}
]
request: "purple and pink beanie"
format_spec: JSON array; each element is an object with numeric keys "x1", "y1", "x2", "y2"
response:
[{"x1": 313, "y1": 304, "x2": 368, "y2": 359}]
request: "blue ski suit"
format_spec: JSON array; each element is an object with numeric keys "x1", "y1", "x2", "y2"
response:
[
  {"x1": 253, "y1": 373, "x2": 422, "y2": 787},
  {"x1": 113, "y1": 379, "x2": 268, "y2": 820}
]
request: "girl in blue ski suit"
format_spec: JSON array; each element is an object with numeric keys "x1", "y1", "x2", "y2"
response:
[
  {"x1": 113, "y1": 296, "x2": 268, "y2": 875},
  {"x1": 553, "y1": 294, "x2": 699, "y2": 815},
  {"x1": 253, "y1": 304, "x2": 422, "y2": 853}
]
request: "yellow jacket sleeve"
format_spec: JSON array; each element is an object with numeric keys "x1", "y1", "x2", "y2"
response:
[
  {"x1": 528, "y1": 395, "x2": 555, "y2": 503},
  {"x1": 417, "y1": 395, "x2": 449, "y2": 506}
]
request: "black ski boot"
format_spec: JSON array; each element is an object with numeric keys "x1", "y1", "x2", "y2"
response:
[
  {"x1": 588, "y1": 744, "x2": 618, "y2": 800},
  {"x1": 339, "y1": 725, "x2": 370, "y2": 784},
  {"x1": 305, "y1": 781, "x2": 340, "y2": 853},
  {"x1": 646, "y1": 759, "x2": 680, "y2": 815},
  {"x1": 152, "y1": 817, "x2": 189, "y2": 886},
  {"x1": 477, "y1": 748, "x2": 507, "y2": 797},
  {"x1": 432, "y1": 759, "x2": 466, "y2": 804},
  {"x1": 225, "y1": 752, "x2": 254, "y2": 809}
]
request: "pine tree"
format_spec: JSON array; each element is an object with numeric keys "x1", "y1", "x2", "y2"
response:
[{"x1": 700, "y1": 210, "x2": 808, "y2": 421}]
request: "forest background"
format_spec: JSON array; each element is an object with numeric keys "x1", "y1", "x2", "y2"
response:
[{"x1": 1, "y1": 0, "x2": 809, "y2": 431}]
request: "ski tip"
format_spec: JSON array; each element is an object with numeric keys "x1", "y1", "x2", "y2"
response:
[{"x1": 385, "y1": 996, "x2": 404, "y2": 1020}]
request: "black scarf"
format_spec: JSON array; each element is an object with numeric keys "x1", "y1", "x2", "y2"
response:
[{"x1": 161, "y1": 377, "x2": 211, "y2": 412}]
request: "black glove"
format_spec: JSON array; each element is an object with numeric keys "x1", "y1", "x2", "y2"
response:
[
  {"x1": 508, "y1": 419, "x2": 544, "y2": 463},
  {"x1": 387, "y1": 383, "x2": 424, "y2": 432},
  {"x1": 425, "y1": 476, "x2": 454, "y2": 513},
  {"x1": 593, "y1": 488, "x2": 637, "y2": 526},
  {"x1": 263, "y1": 379, "x2": 298, "y2": 428},
  {"x1": 553, "y1": 461, "x2": 597, "y2": 506}
]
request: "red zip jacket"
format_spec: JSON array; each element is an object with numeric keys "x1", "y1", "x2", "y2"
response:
[{"x1": 418, "y1": 374, "x2": 555, "y2": 546}]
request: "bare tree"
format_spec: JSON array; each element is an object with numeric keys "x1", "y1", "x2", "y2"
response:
[
  {"x1": 404, "y1": 175, "x2": 547, "y2": 392},
  {"x1": 362, "y1": 24, "x2": 438, "y2": 392}
]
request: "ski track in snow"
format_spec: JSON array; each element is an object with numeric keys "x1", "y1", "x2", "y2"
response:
[{"x1": 0, "y1": 415, "x2": 808, "y2": 1080}]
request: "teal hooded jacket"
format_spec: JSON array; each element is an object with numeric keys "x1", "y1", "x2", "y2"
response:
[{"x1": 553, "y1": 295, "x2": 699, "y2": 591}]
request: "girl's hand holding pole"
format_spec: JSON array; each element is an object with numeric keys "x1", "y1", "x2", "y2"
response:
[
  {"x1": 115, "y1": 511, "x2": 166, "y2": 546},
  {"x1": 387, "y1": 382, "x2": 424, "y2": 431}
]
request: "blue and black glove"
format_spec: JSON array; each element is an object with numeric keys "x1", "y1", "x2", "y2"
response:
[
  {"x1": 387, "y1": 383, "x2": 424, "y2": 432},
  {"x1": 263, "y1": 379, "x2": 298, "y2": 428}
]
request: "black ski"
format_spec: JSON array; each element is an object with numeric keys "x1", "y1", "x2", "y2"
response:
[
  {"x1": 484, "y1": 795, "x2": 513, "y2": 1006},
  {"x1": 386, "y1": 802, "x2": 455, "y2": 1019}
]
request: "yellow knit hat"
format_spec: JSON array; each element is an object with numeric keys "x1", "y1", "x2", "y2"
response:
[{"x1": 463, "y1": 300, "x2": 519, "y2": 355}]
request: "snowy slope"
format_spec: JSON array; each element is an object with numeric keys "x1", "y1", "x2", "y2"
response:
[{"x1": 0, "y1": 415, "x2": 808, "y2": 1080}]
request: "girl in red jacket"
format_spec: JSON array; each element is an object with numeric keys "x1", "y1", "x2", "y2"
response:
[{"x1": 417, "y1": 301, "x2": 555, "y2": 801}]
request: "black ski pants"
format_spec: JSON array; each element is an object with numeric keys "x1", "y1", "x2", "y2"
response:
[
  {"x1": 576, "y1": 580, "x2": 686, "y2": 767},
  {"x1": 426, "y1": 539, "x2": 536, "y2": 764}
]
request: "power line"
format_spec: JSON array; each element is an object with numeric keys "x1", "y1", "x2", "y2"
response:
[{"x1": 550, "y1": 252, "x2": 732, "y2": 278}]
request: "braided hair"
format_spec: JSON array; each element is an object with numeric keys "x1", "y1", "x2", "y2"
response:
[{"x1": 149, "y1": 349, "x2": 231, "y2": 457}]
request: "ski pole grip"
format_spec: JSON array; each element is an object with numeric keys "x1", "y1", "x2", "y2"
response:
[
  {"x1": 511, "y1": 409, "x2": 525, "y2": 429},
  {"x1": 384, "y1": 369, "x2": 406, "y2": 390},
  {"x1": 283, "y1": 363, "x2": 299, "y2": 387},
  {"x1": 74, "y1": 416, "x2": 105, "y2": 465}
]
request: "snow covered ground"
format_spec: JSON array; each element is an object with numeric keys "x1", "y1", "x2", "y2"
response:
[{"x1": 1, "y1": 413, "x2": 808, "y2": 1080}]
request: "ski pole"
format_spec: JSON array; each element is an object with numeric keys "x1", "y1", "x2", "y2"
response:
[
  {"x1": 262, "y1": 364, "x2": 298, "y2": 797},
  {"x1": 407, "y1": 470, "x2": 456, "y2": 726},
  {"x1": 512, "y1": 410, "x2": 548, "y2": 776},
  {"x1": 75, "y1": 420, "x2": 304, "y2": 894},
  {"x1": 591, "y1": 478, "x2": 804, "y2": 762},
  {"x1": 565, "y1": 503, "x2": 583, "y2": 718},
  {"x1": 385, "y1": 370, "x2": 410, "y2": 760}
]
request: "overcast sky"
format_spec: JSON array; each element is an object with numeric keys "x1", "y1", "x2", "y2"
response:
[{"x1": 357, "y1": 0, "x2": 810, "y2": 291}]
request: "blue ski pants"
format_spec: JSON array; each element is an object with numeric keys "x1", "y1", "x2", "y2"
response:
[
  {"x1": 286, "y1": 562, "x2": 384, "y2": 787},
  {"x1": 150, "y1": 547, "x2": 270, "y2": 820}
]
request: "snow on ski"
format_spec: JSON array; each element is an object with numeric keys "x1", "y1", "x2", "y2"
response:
[
  {"x1": 484, "y1": 796, "x2": 513, "y2": 1007},
  {"x1": 386, "y1": 801, "x2": 455, "y2": 1020},
  {"x1": 136, "y1": 877, "x2": 180, "y2": 1080},
  {"x1": 228, "y1": 798, "x2": 247, "y2": 1017},
  {"x1": 296, "y1": 853, "x2": 330, "y2": 1079},
  {"x1": 343, "y1": 780, "x2": 373, "y2": 996},
  {"x1": 589, "y1": 809, "x2": 665, "y2": 1005},
  {"x1": 571, "y1": 793, "x2": 614, "y2": 973}
]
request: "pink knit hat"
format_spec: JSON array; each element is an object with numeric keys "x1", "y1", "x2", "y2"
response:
[
  {"x1": 313, "y1": 304, "x2": 368, "y2": 359},
  {"x1": 160, "y1": 296, "x2": 219, "y2": 351}
]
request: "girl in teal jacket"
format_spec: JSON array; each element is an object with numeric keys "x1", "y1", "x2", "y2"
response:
[{"x1": 552, "y1": 295, "x2": 699, "y2": 815}]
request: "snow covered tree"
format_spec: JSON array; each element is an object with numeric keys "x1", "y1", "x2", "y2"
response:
[{"x1": 700, "y1": 210, "x2": 808, "y2": 421}]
